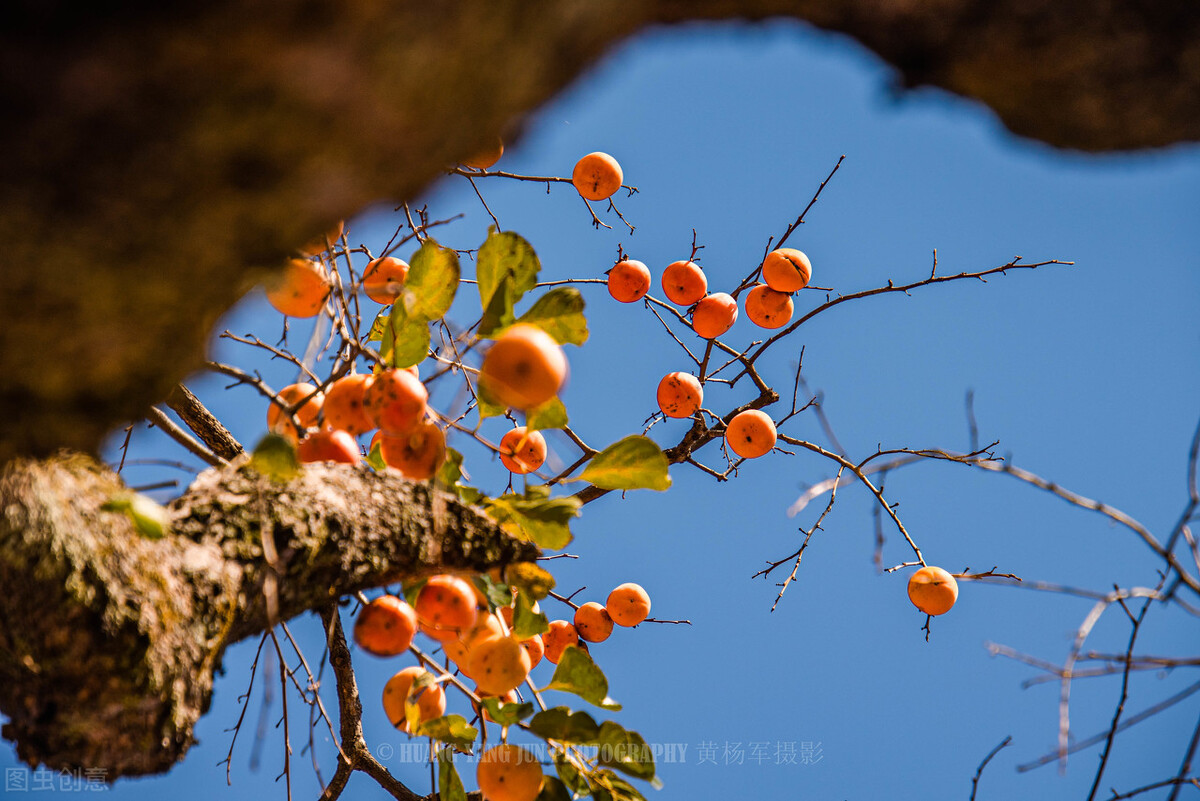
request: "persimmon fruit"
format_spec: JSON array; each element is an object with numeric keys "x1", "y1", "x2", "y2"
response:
[
  {"x1": 656, "y1": 372, "x2": 702, "y2": 419},
  {"x1": 499, "y1": 427, "x2": 547, "y2": 474},
  {"x1": 469, "y1": 635, "x2": 533, "y2": 696},
  {"x1": 381, "y1": 667, "x2": 445, "y2": 732},
  {"x1": 725, "y1": 409, "x2": 777, "y2": 459},
  {"x1": 265, "y1": 258, "x2": 331, "y2": 318},
  {"x1": 607, "y1": 259, "x2": 651, "y2": 303},
  {"x1": 477, "y1": 744, "x2": 544, "y2": 801},
  {"x1": 661, "y1": 260, "x2": 707, "y2": 306},
  {"x1": 362, "y1": 256, "x2": 410, "y2": 304},
  {"x1": 606, "y1": 583, "x2": 651, "y2": 627},
  {"x1": 479, "y1": 324, "x2": 567, "y2": 411},
  {"x1": 907, "y1": 566, "x2": 959, "y2": 615},
  {"x1": 761, "y1": 248, "x2": 812, "y2": 292},
  {"x1": 364, "y1": 368, "x2": 428, "y2": 433},
  {"x1": 573, "y1": 602, "x2": 613, "y2": 643},
  {"x1": 542, "y1": 619, "x2": 579, "y2": 664},
  {"x1": 322, "y1": 373, "x2": 376, "y2": 436},
  {"x1": 571, "y1": 152, "x2": 623, "y2": 201},
  {"x1": 415, "y1": 575, "x2": 479, "y2": 640},
  {"x1": 377, "y1": 419, "x2": 446, "y2": 480},
  {"x1": 744, "y1": 283, "x2": 794, "y2": 329},
  {"x1": 267, "y1": 382, "x2": 324, "y2": 442},
  {"x1": 462, "y1": 137, "x2": 504, "y2": 170},
  {"x1": 297, "y1": 429, "x2": 359, "y2": 464},
  {"x1": 692, "y1": 292, "x2": 738, "y2": 339},
  {"x1": 354, "y1": 595, "x2": 418, "y2": 656}
]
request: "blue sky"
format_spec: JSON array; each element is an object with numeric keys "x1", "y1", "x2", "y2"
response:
[{"x1": 7, "y1": 18, "x2": 1199, "y2": 801}]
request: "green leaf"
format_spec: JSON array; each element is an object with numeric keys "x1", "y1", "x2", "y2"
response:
[
  {"x1": 402, "y1": 578, "x2": 427, "y2": 608},
  {"x1": 517, "y1": 287, "x2": 589, "y2": 346},
  {"x1": 102, "y1": 492, "x2": 169, "y2": 540},
  {"x1": 505, "y1": 562, "x2": 556, "y2": 602},
  {"x1": 412, "y1": 714, "x2": 478, "y2": 749},
  {"x1": 479, "y1": 697, "x2": 535, "y2": 726},
  {"x1": 543, "y1": 646, "x2": 621, "y2": 711},
  {"x1": 526, "y1": 396, "x2": 568, "y2": 432},
  {"x1": 484, "y1": 485, "x2": 580, "y2": 550},
  {"x1": 554, "y1": 752, "x2": 590, "y2": 796},
  {"x1": 512, "y1": 590, "x2": 550, "y2": 640},
  {"x1": 438, "y1": 748, "x2": 467, "y2": 801},
  {"x1": 436, "y1": 447, "x2": 464, "y2": 489},
  {"x1": 480, "y1": 273, "x2": 518, "y2": 339},
  {"x1": 579, "y1": 436, "x2": 671, "y2": 492},
  {"x1": 380, "y1": 300, "x2": 430, "y2": 369},
  {"x1": 597, "y1": 722, "x2": 658, "y2": 784},
  {"x1": 404, "y1": 239, "x2": 460, "y2": 320},
  {"x1": 477, "y1": 229, "x2": 540, "y2": 333},
  {"x1": 536, "y1": 776, "x2": 573, "y2": 801},
  {"x1": 529, "y1": 707, "x2": 601, "y2": 744},
  {"x1": 472, "y1": 573, "x2": 513, "y2": 611},
  {"x1": 366, "y1": 441, "x2": 386, "y2": 471},
  {"x1": 366, "y1": 307, "x2": 390, "y2": 342},
  {"x1": 248, "y1": 433, "x2": 302, "y2": 482},
  {"x1": 590, "y1": 770, "x2": 648, "y2": 801}
]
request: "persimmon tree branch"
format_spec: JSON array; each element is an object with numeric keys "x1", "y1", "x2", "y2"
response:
[{"x1": 0, "y1": 454, "x2": 537, "y2": 779}]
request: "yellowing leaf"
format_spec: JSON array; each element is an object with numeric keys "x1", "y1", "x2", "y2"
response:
[
  {"x1": 517, "y1": 287, "x2": 589, "y2": 346},
  {"x1": 580, "y1": 436, "x2": 671, "y2": 491}
]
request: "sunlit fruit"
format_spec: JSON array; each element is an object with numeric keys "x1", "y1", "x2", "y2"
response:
[
  {"x1": 297, "y1": 429, "x2": 359, "y2": 464},
  {"x1": 761, "y1": 248, "x2": 812, "y2": 292},
  {"x1": 571, "y1": 152, "x2": 623, "y2": 201},
  {"x1": 573, "y1": 602, "x2": 613, "y2": 643},
  {"x1": 661, "y1": 260, "x2": 707, "y2": 306},
  {"x1": 364, "y1": 368, "x2": 428, "y2": 433},
  {"x1": 415, "y1": 575, "x2": 479, "y2": 640},
  {"x1": 267, "y1": 382, "x2": 324, "y2": 442},
  {"x1": 907, "y1": 566, "x2": 959, "y2": 615},
  {"x1": 354, "y1": 595, "x2": 418, "y2": 656},
  {"x1": 499, "y1": 427, "x2": 547, "y2": 474},
  {"x1": 606, "y1": 583, "x2": 651, "y2": 627},
  {"x1": 479, "y1": 324, "x2": 568, "y2": 411},
  {"x1": 542, "y1": 620, "x2": 580, "y2": 665},
  {"x1": 378, "y1": 419, "x2": 446, "y2": 480},
  {"x1": 381, "y1": 667, "x2": 445, "y2": 733},
  {"x1": 477, "y1": 744, "x2": 544, "y2": 801},
  {"x1": 469, "y1": 635, "x2": 533, "y2": 696},
  {"x1": 744, "y1": 284, "x2": 794, "y2": 329},
  {"x1": 691, "y1": 292, "x2": 738, "y2": 339},
  {"x1": 607, "y1": 259, "x2": 652, "y2": 303},
  {"x1": 265, "y1": 258, "x2": 331, "y2": 318},
  {"x1": 322, "y1": 373, "x2": 376, "y2": 436},
  {"x1": 725, "y1": 409, "x2": 777, "y2": 459},
  {"x1": 462, "y1": 137, "x2": 504, "y2": 170},
  {"x1": 656, "y1": 372, "x2": 702, "y2": 419},
  {"x1": 362, "y1": 256, "x2": 410, "y2": 304}
]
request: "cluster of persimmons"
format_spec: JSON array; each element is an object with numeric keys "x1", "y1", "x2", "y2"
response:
[{"x1": 251, "y1": 143, "x2": 958, "y2": 801}]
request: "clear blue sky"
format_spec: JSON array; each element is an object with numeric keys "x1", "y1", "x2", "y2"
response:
[{"x1": 7, "y1": 18, "x2": 1199, "y2": 801}]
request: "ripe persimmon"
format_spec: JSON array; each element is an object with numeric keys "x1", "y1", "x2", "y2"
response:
[
  {"x1": 691, "y1": 292, "x2": 738, "y2": 339},
  {"x1": 298, "y1": 429, "x2": 359, "y2": 464},
  {"x1": 907, "y1": 566, "x2": 959, "y2": 615},
  {"x1": 761, "y1": 248, "x2": 812, "y2": 292},
  {"x1": 744, "y1": 283, "x2": 794, "y2": 329},
  {"x1": 542, "y1": 619, "x2": 579, "y2": 665},
  {"x1": 364, "y1": 368, "x2": 428, "y2": 433},
  {"x1": 725, "y1": 409, "x2": 777, "y2": 459},
  {"x1": 415, "y1": 575, "x2": 479, "y2": 641},
  {"x1": 479, "y1": 324, "x2": 567, "y2": 411},
  {"x1": 519, "y1": 634, "x2": 544, "y2": 669},
  {"x1": 444, "y1": 613, "x2": 505, "y2": 670},
  {"x1": 571, "y1": 152, "x2": 623, "y2": 201},
  {"x1": 267, "y1": 382, "x2": 324, "y2": 442},
  {"x1": 381, "y1": 667, "x2": 446, "y2": 732},
  {"x1": 573, "y1": 602, "x2": 613, "y2": 643},
  {"x1": 378, "y1": 419, "x2": 446, "y2": 480},
  {"x1": 661, "y1": 260, "x2": 707, "y2": 306},
  {"x1": 477, "y1": 745, "x2": 544, "y2": 801},
  {"x1": 656, "y1": 372, "x2": 702, "y2": 419},
  {"x1": 606, "y1": 583, "x2": 651, "y2": 627},
  {"x1": 607, "y1": 259, "x2": 651, "y2": 303},
  {"x1": 265, "y1": 258, "x2": 331, "y2": 318},
  {"x1": 362, "y1": 256, "x2": 410, "y2": 304},
  {"x1": 462, "y1": 137, "x2": 504, "y2": 170},
  {"x1": 354, "y1": 595, "x2": 418, "y2": 657},
  {"x1": 499, "y1": 427, "x2": 547, "y2": 474},
  {"x1": 469, "y1": 635, "x2": 533, "y2": 696},
  {"x1": 323, "y1": 373, "x2": 376, "y2": 436}
]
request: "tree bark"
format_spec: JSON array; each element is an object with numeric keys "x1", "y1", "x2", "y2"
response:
[
  {"x1": 0, "y1": 454, "x2": 537, "y2": 777},
  {"x1": 2, "y1": 0, "x2": 1197, "y2": 463}
]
